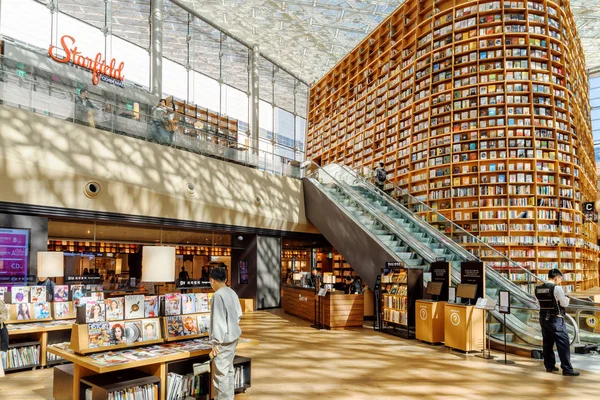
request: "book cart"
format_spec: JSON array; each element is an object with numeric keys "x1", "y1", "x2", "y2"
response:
[
  {"x1": 3, "y1": 287, "x2": 76, "y2": 372},
  {"x1": 376, "y1": 265, "x2": 423, "y2": 338}
]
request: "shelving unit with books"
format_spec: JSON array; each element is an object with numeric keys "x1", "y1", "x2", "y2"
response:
[
  {"x1": 306, "y1": 0, "x2": 599, "y2": 294},
  {"x1": 378, "y1": 266, "x2": 423, "y2": 338}
]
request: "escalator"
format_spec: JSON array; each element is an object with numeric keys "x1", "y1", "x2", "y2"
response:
[{"x1": 303, "y1": 162, "x2": 600, "y2": 354}]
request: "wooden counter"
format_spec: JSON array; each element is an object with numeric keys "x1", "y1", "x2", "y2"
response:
[
  {"x1": 282, "y1": 286, "x2": 364, "y2": 329},
  {"x1": 444, "y1": 303, "x2": 484, "y2": 352},
  {"x1": 322, "y1": 292, "x2": 364, "y2": 329},
  {"x1": 282, "y1": 285, "x2": 317, "y2": 322}
]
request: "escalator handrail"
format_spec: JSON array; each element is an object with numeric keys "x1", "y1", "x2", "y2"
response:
[
  {"x1": 304, "y1": 164, "x2": 440, "y2": 264},
  {"x1": 340, "y1": 165, "x2": 544, "y2": 287}
]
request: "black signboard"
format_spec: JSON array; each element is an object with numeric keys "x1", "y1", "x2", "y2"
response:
[
  {"x1": 385, "y1": 261, "x2": 404, "y2": 269},
  {"x1": 430, "y1": 261, "x2": 451, "y2": 301},
  {"x1": 0, "y1": 275, "x2": 36, "y2": 283},
  {"x1": 175, "y1": 279, "x2": 211, "y2": 289},
  {"x1": 583, "y1": 202, "x2": 595, "y2": 213},
  {"x1": 460, "y1": 261, "x2": 485, "y2": 302},
  {"x1": 65, "y1": 274, "x2": 101, "y2": 283}
]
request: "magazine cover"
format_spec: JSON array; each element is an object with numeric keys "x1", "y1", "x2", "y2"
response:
[
  {"x1": 15, "y1": 303, "x2": 32, "y2": 320},
  {"x1": 181, "y1": 294, "x2": 196, "y2": 315},
  {"x1": 33, "y1": 302, "x2": 51, "y2": 319},
  {"x1": 53, "y1": 285, "x2": 69, "y2": 302},
  {"x1": 182, "y1": 315, "x2": 198, "y2": 335},
  {"x1": 71, "y1": 285, "x2": 85, "y2": 306},
  {"x1": 30, "y1": 286, "x2": 47, "y2": 303},
  {"x1": 165, "y1": 294, "x2": 181, "y2": 316},
  {"x1": 197, "y1": 315, "x2": 210, "y2": 334},
  {"x1": 11, "y1": 286, "x2": 29, "y2": 304},
  {"x1": 105, "y1": 297, "x2": 124, "y2": 321},
  {"x1": 195, "y1": 293, "x2": 209, "y2": 312},
  {"x1": 86, "y1": 300, "x2": 106, "y2": 323},
  {"x1": 141, "y1": 319, "x2": 160, "y2": 342},
  {"x1": 109, "y1": 322, "x2": 127, "y2": 345},
  {"x1": 144, "y1": 296, "x2": 158, "y2": 318},
  {"x1": 166, "y1": 316, "x2": 183, "y2": 337},
  {"x1": 124, "y1": 320, "x2": 143, "y2": 345},
  {"x1": 124, "y1": 295, "x2": 145, "y2": 320},
  {"x1": 90, "y1": 291, "x2": 105, "y2": 302},
  {"x1": 54, "y1": 302, "x2": 72, "y2": 319},
  {"x1": 88, "y1": 322, "x2": 111, "y2": 348}
]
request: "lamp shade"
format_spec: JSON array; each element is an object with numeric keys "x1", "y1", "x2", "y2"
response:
[
  {"x1": 142, "y1": 246, "x2": 176, "y2": 282},
  {"x1": 37, "y1": 251, "x2": 64, "y2": 277}
]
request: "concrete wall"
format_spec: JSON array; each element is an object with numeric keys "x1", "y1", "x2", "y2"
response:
[
  {"x1": 0, "y1": 105, "x2": 316, "y2": 234},
  {"x1": 256, "y1": 236, "x2": 281, "y2": 309}
]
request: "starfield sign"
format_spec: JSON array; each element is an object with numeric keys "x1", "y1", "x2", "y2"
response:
[{"x1": 48, "y1": 35, "x2": 125, "y2": 87}]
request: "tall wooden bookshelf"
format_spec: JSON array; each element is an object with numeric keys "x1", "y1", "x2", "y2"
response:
[{"x1": 306, "y1": 0, "x2": 599, "y2": 293}]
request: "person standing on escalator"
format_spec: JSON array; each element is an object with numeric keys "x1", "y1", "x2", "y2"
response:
[
  {"x1": 534, "y1": 269, "x2": 579, "y2": 376},
  {"x1": 374, "y1": 162, "x2": 387, "y2": 192}
]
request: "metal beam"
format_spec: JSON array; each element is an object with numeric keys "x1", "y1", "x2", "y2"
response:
[{"x1": 151, "y1": 0, "x2": 164, "y2": 96}]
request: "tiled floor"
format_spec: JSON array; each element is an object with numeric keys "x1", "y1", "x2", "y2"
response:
[{"x1": 1, "y1": 309, "x2": 599, "y2": 399}]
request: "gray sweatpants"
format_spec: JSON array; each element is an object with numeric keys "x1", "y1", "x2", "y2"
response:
[{"x1": 213, "y1": 340, "x2": 238, "y2": 400}]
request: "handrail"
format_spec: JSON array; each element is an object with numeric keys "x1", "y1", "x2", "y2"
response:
[
  {"x1": 303, "y1": 163, "x2": 440, "y2": 263},
  {"x1": 346, "y1": 165, "x2": 545, "y2": 287}
]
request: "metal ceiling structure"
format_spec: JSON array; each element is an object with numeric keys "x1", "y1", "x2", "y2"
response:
[{"x1": 46, "y1": 0, "x2": 600, "y2": 84}]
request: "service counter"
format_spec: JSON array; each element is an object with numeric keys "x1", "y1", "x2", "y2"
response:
[
  {"x1": 282, "y1": 285, "x2": 364, "y2": 329},
  {"x1": 415, "y1": 300, "x2": 446, "y2": 344},
  {"x1": 443, "y1": 303, "x2": 484, "y2": 352}
]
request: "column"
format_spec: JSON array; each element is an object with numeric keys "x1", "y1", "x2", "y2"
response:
[
  {"x1": 249, "y1": 45, "x2": 260, "y2": 155},
  {"x1": 151, "y1": 0, "x2": 164, "y2": 97}
]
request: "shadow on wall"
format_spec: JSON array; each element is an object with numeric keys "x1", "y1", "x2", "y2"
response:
[{"x1": 0, "y1": 106, "x2": 314, "y2": 232}]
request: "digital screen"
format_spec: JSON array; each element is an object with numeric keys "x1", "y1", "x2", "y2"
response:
[
  {"x1": 456, "y1": 283, "x2": 478, "y2": 300},
  {"x1": 426, "y1": 281, "x2": 443, "y2": 296},
  {"x1": 0, "y1": 228, "x2": 30, "y2": 289}
]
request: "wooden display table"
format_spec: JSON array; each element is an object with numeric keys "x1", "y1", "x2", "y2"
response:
[
  {"x1": 415, "y1": 300, "x2": 446, "y2": 344},
  {"x1": 48, "y1": 338, "x2": 258, "y2": 400},
  {"x1": 7, "y1": 321, "x2": 74, "y2": 368},
  {"x1": 443, "y1": 303, "x2": 484, "y2": 352},
  {"x1": 322, "y1": 292, "x2": 364, "y2": 329},
  {"x1": 282, "y1": 285, "x2": 316, "y2": 322}
]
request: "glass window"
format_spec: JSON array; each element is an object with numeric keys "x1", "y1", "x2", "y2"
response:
[
  {"x1": 57, "y1": 12, "x2": 106, "y2": 58},
  {"x1": 275, "y1": 145, "x2": 294, "y2": 160},
  {"x1": 190, "y1": 18, "x2": 221, "y2": 80},
  {"x1": 295, "y1": 116, "x2": 307, "y2": 152},
  {"x1": 590, "y1": 87, "x2": 600, "y2": 101},
  {"x1": 110, "y1": 36, "x2": 150, "y2": 89},
  {"x1": 296, "y1": 83, "x2": 309, "y2": 118},
  {"x1": 162, "y1": 58, "x2": 188, "y2": 100},
  {"x1": 162, "y1": 2, "x2": 189, "y2": 67},
  {"x1": 274, "y1": 107, "x2": 295, "y2": 148},
  {"x1": 259, "y1": 57, "x2": 274, "y2": 103},
  {"x1": 259, "y1": 100, "x2": 273, "y2": 140},
  {"x1": 221, "y1": 37, "x2": 248, "y2": 92},
  {"x1": 221, "y1": 85, "x2": 248, "y2": 129},
  {"x1": 108, "y1": 0, "x2": 151, "y2": 50},
  {"x1": 191, "y1": 72, "x2": 220, "y2": 113},
  {"x1": 1, "y1": 0, "x2": 51, "y2": 49},
  {"x1": 274, "y1": 69, "x2": 295, "y2": 113}
]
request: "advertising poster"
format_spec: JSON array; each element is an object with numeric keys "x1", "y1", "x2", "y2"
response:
[
  {"x1": 0, "y1": 228, "x2": 30, "y2": 289},
  {"x1": 239, "y1": 261, "x2": 249, "y2": 284}
]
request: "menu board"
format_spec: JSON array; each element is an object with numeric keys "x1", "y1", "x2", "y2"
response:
[{"x1": 0, "y1": 228, "x2": 30, "y2": 288}]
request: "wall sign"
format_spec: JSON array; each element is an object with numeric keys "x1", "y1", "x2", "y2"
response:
[
  {"x1": 430, "y1": 260, "x2": 450, "y2": 301},
  {"x1": 48, "y1": 35, "x2": 125, "y2": 87},
  {"x1": 238, "y1": 260, "x2": 249, "y2": 285},
  {"x1": 0, "y1": 228, "x2": 30, "y2": 288}
]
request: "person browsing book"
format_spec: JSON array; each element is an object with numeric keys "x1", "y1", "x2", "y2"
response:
[
  {"x1": 209, "y1": 267, "x2": 243, "y2": 400},
  {"x1": 345, "y1": 275, "x2": 363, "y2": 294}
]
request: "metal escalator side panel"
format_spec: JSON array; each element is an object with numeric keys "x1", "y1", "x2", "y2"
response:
[{"x1": 303, "y1": 177, "x2": 405, "y2": 290}]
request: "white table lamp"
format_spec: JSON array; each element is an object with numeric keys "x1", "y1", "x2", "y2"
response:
[
  {"x1": 142, "y1": 246, "x2": 176, "y2": 283},
  {"x1": 37, "y1": 251, "x2": 64, "y2": 278}
]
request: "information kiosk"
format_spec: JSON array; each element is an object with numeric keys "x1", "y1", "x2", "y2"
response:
[
  {"x1": 444, "y1": 284, "x2": 484, "y2": 352},
  {"x1": 416, "y1": 282, "x2": 446, "y2": 344}
]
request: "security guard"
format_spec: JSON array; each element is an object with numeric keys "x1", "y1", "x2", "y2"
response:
[{"x1": 534, "y1": 269, "x2": 579, "y2": 376}]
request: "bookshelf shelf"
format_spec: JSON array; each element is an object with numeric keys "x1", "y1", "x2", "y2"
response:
[{"x1": 307, "y1": 0, "x2": 598, "y2": 293}]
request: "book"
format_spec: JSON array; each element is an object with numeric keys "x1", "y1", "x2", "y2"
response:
[
  {"x1": 197, "y1": 315, "x2": 210, "y2": 334},
  {"x1": 165, "y1": 294, "x2": 182, "y2": 316},
  {"x1": 124, "y1": 320, "x2": 143, "y2": 345},
  {"x1": 88, "y1": 322, "x2": 111, "y2": 348},
  {"x1": 167, "y1": 316, "x2": 184, "y2": 337},
  {"x1": 181, "y1": 294, "x2": 197, "y2": 315},
  {"x1": 142, "y1": 319, "x2": 160, "y2": 342},
  {"x1": 105, "y1": 297, "x2": 124, "y2": 321},
  {"x1": 195, "y1": 293, "x2": 209, "y2": 313},
  {"x1": 86, "y1": 300, "x2": 106, "y2": 323},
  {"x1": 183, "y1": 315, "x2": 198, "y2": 335},
  {"x1": 71, "y1": 285, "x2": 85, "y2": 306},
  {"x1": 53, "y1": 285, "x2": 69, "y2": 302},
  {"x1": 30, "y1": 286, "x2": 47, "y2": 303},
  {"x1": 124, "y1": 295, "x2": 145, "y2": 320},
  {"x1": 16, "y1": 303, "x2": 32, "y2": 320},
  {"x1": 33, "y1": 302, "x2": 50, "y2": 319},
  {"x1": 12, "y1": 286, "x2": 29, "y2": 304},
  {"x1": 109, "y1": 322, "x2": 127, "y2": 345},
  {"x1": 54, "y1": 302, "x2": 72, "y2": 319},
  {"x1": 144, "y1": 296, "x2": 159, "y2": 318}
]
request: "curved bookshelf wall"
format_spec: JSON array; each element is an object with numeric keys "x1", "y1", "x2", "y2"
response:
[{"x1": 306, "y1": 0, "x2": 599, "y2": 292}]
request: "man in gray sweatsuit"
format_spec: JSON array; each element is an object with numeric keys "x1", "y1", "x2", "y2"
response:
[{"x1": 209, "y1": 267, "x2": 243, "y2": 399}]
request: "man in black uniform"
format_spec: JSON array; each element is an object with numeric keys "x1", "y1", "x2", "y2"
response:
[
  {"x1": 306, "y1": 267, "x2": 322, "y2": 290},
  {"x1": 345, "y1": 275, "x2": 363, "y2": 294},
  {"x1": 534, "y1": 269, "x2": 579, "y2": 376}
]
